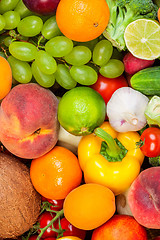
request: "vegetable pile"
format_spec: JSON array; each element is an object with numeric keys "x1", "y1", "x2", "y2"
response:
[{"x1": 0, "y1": 0, "x2": 160, "y2": 239}]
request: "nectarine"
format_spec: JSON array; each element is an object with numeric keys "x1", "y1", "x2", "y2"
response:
[
  {"x1": 0, "y1": 83, "x2": 59, "y2": 159},
  {"x1": 91, "y1": 214, "x2": 147, "y2": 240}
]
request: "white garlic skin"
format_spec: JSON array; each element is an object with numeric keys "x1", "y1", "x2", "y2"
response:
[{"x1": 106, "y1": 87, "x2": 149, "y2": 132}]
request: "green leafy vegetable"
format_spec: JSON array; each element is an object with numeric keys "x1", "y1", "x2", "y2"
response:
[{"x1": 103, "y1": 0, "x2": 158, "y2": 50}]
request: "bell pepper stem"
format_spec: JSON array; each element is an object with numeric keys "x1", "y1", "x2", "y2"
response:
[{"x1": 94, "y1": 127, "x2": 121, "y2": 158}]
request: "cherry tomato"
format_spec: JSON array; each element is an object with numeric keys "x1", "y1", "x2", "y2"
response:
[
  {"x1": 38, "y1": 211, "x2": 58, "y2": 238},
  {"x1": 58, "y1": 217, "x2": 86, "y2": 240},
  {"x1": 28, "y1": 235, "x2": 39, "y2": 240},
  {"x1": 140, "y1": 127, "x2": 160, "y2": 157},
  {"x1": 43, "y1": 238, "x2": 57, "y2": 240},
  {"x1": 41, "y1": 196, "x2": 64, "y2": 211},
  {"x1": 90, "y1": 73, "x2": 128, "y2": 104}
]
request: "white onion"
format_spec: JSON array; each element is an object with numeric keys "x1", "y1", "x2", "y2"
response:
[{"x1": 106, "y1": 87, "x2": 149, "y2": 132}]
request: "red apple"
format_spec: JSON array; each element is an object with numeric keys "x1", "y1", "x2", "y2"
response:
[{"x1": 22, "y1": 0, "x2": 60, "y2": 15}]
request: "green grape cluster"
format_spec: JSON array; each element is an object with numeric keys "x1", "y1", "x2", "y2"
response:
[{"x1": 0, "y1": 0, "x2": 125, "y2": 90}]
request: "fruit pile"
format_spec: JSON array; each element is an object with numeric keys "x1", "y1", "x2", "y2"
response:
[{"x1": 0, "y1": 0, "x2": 160, "y2": 240}]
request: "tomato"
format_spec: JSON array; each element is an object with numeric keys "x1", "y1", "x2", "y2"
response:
[
  {"x1": 43, "y1": 238, "x2": 57, "y2": 240},
  {"x1": 38, "y1": 211, "x2": 58, "y2": 238},
  {"x1": 90, "y1": 74, "x2": 128, "y2": 104},
  {"x1": 29, "y1": 235, "x2": 57, "y2": 240},
  {"x1": 41, "y1": 196, "x2": 64, "y2": 211},
  {"x1": 28, "y1": 235, "x2": 39, "y2": 240},
  {"x1": 59, "y1": 217, "x2": 86, "y2": 240},
  {"x1": 140, "y1": 127, "x2": 160, "y2": 157}
]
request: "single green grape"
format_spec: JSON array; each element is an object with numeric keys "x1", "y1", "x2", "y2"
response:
[
  {"x1": 3, "y1": 11, "x2": 20, "y2": 30},
  {"x1": 55, "y1": 64, "x2": 77, "y2": 89},
  {"x1": 14, "y1": 0, "x2": 33, "y2": 19},
  {"x1": 41, "y1": 15, "x2": 61, "y2": 40},
  {"x1": 31, "y1": 60, "x2": 55, "y2": 88},
  {"x1": 0, "y1": 0, "x2": 19, "y2": 14},
  {"x1": 45, "y1": 36, "x2": 73, "y2": 57},
  {"x1": 9, "y1": 41, "x2": 38, "y2": 61},
  {"x1": 3, "y1": 36, "x2": 12, "y2": 47},
  {"x1": 17, "y1": 15, "x2": 43, "y2": 37},
  {"x1": 7, "y1": 55, "x2": 32, "y2": 83},
  {"x1": 99, "y1": 59, "x2": 124, "y2": 78},
  {"x1": 0, "y1": 15, "x2": 5, "y2": 31},
  {"x1": 70, "y1": 65, "x2": 98, "y2": 86},
  {"x1": 64, "y1": 46, "x2": 92, "y2": 66},
  {"x1": 35, "y1": 50, "x2": 57, "y2": 75},
  {"x1": 92, "y1": 39, "x2": 113, "y2": 66}
]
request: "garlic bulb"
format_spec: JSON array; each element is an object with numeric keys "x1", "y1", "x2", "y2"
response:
[{"x1": 106, "y1": 87, "x2": 149, "y2": 132}]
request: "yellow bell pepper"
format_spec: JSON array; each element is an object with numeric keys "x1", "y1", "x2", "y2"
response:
[{"x1": 78, "y1": 121, "x2": 144, "y2": 195}]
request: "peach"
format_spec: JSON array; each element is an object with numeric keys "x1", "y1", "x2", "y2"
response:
[
  {"x1": 0, "y1": 83, "x2": 59, "y2": 159},
  {"x1": 91, "y1": 214, "x2": 148, "y2": 240},
  {"x1": 128, "y1": 167, "x2": 160, "y2": 229}
]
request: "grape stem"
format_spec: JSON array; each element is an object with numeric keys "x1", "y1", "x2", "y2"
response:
[
  {"x1": 37, "y1": 35, "x2": 45, "y2": 49},
  {"x1": 0, "y1": 46, "x2": 8, "y2": 58}
]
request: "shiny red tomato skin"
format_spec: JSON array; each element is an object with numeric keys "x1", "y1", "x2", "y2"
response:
[
  {"x1": 29, "y1": 235, "x2": 57, "y2": 240},
  {"x1": 28, "y1": 235, "x2": 39, "y2": 240},
  {"x1": 140, "y1": 127, "x2": 160, "y2": 157},
  {"x1": 91, "y1": 74, "x2": 128, "y2": 104},
  {"x1": 43, "y1": 238, "x2": 57, "y2": 240},
  {"x1": 41, "y1": 196, "x2": 64, "y2": 211},
  {"x1": 59, "y1": 217, "x2": 86, "y2": 240},
  {"x1": 38, "y1": 211, "x2": 57, "y2": 238}
]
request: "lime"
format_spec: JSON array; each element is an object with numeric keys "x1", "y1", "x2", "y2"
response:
[
  {"x1": 124, "y1": 19, "x2": 160, "y2": 60},
  {"x1": 58, "y1": 86, "x2": 106, "y2": 136}
]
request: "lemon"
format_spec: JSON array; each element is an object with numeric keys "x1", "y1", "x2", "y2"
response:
[
  {"x1": 58, "y1": 86, "x2": 106, "y2": 136},
  {"x1": 124, "y1": 19, "x2": 160, "y2": 60}
]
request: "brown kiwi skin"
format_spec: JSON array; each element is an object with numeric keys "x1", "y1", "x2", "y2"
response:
[{"x1": 0, "y1": 152, "x2": 41, "y2": 239}]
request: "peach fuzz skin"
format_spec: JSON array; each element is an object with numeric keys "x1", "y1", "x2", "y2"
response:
[
  {"x1": 128, "y1": 167, "x2": 160, "y2": 229},
  {"x1": 0, "y1": 83, "x2": 59, "y2": 159}
]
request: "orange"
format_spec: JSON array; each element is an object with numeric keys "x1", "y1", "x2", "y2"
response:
[
  {"x1": 158, "y1": 8, "x2": 160, "y2": 22},
  {"x1": 0, "y1": 56, "x2": 12, "y2": 100},
  {"x1": 56, "y1": 0, "x2": 110, "y2": 42},
  {"x1": 30, "y1": 146, "x2": 82, "y2": 200},
  {"x1": 63, "y1": 183, "x2": 115, "y2": 230}
]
